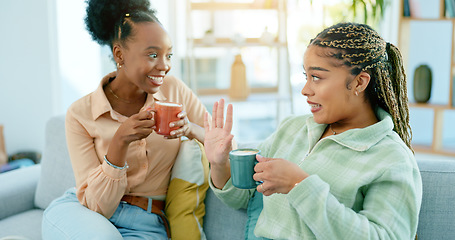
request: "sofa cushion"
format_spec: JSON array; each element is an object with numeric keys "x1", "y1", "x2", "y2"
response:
[
  {"x1": 165, "y1": 139, "x2": 209, "y2": 240},
  {"x1": 35, "y1": 115, "x2": 75, "y2": 210},
  {"x1": 0, "y1": 209, "x2": 44, "y2": 239},
  {"x1": 0, "y1": 164, "x2": 40, "y2": 220},
  {"x1": 416, "y1": 157, "x2": 455, "y2": 240}
]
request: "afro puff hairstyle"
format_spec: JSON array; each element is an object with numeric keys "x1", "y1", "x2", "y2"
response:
[{"x1": 84, "y1": 0, "x2": 159, "y2": 48}]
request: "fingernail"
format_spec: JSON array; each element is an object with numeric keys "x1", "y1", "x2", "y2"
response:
[{"x1": 169, "y1": 123, "x2": 174, "y2": 127}]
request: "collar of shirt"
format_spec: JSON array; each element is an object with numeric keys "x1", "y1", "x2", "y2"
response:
[
  {"x1": 90, "y1": 73, "x2": 167, "y2": 121},
  {"x1": 305, "y1": 108, "x2": 395, "y2": 152}
]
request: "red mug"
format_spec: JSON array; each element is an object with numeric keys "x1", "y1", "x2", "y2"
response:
[{"x1": 154, "y1": 101, "x2": 183, "y2": 136}]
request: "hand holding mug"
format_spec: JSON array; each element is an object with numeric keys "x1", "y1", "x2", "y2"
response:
[
  {"x1": 230, "y1": 149, "x2": 262, "y2": 189},
  {"x1": 154, "y1": 101, "x2": 184, "y2": 138},
  {"x1": 114, "y1": 107, "x2": 155, "y2": 144},
  {"x1": 166, "y1": 110, "x2": 190, "y2": 139},
  {"x1": 254, "y1": 155, "x2": 309, "y2": 196}
]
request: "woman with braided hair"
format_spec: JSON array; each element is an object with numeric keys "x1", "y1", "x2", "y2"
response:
[
  {"x1": 204, "y1": 22, "x2": 422, "y2": 239},
  {"x1": 42, "y1": 0, "x2": 208, "y2": 239}
]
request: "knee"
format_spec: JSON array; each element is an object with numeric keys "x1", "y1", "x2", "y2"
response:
[
  {"x1": 41, "y1": 211, "x2": 66, "y2": 240},
  {"x1": 42, "y1": 211, "x2": 123, "y2": 240},
  {"x1": 42, "y1": 200, "x2": 123, "y2": 240}
]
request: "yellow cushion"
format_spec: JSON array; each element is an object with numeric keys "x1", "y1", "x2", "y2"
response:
[{"x1": 165, "y1": 139, "x2": 209, "y2": 240}]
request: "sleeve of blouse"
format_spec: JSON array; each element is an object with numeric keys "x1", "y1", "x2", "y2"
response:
[
  {"x1": 174, "y1": 77, "x2": 208, "y2": 127},
  {"x1": 65, "y1": 108, "x2": 128, "y2": 219},
  {"x1": 209, "y1": 173, "x2": 255, "y2": 210},
  {"x1": 286, "y1": 156, "x2": 422, "y2": 239}
]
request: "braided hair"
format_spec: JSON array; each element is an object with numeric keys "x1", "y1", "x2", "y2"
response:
[
  {"x1": 310, "y1": 22, "x2": 412, "y2": 150},
  {"x1": 84, "y1": 0, "x2": 159, "y2": 49}
]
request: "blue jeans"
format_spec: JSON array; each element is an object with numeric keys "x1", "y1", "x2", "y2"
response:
[
  {"x1": 42, "y1": 188, "x2": 168, "y2": 240},
  {"x1": 246, "y1": 191, "x2": 270, "y2": 240}
]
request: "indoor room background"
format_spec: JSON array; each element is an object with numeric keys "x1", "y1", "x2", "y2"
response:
[{"x1": 0, "y1": 0, "x2": 454, "y2": 160}]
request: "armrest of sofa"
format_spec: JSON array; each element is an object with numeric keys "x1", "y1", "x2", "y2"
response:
[
  {"x1": 0, "y1": 164, "x2": 41, "y2": 220},
  {"x1": 416, "y1": 154, "x2": 455, "y2": 240}
]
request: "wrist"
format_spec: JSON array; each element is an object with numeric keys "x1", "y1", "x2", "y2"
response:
[
  {"x1": 106, "y1": 138, "x2": 130, "y2": 168},
  {"x1": 209, "y1": 156, "x2": 230, "y2": 169},
  {"x1": 104, "y1": 155, "x2": 128, "y2": 169},
  {"x1": 185, "y1": 122, "x2": 205, "y2": 143},
  {"x1": 184, "y1": 122, "x2": 194, "y2": 139},
  {"x1": 291, "y1": 175, "x2": 308, "y2": 191},
  {"x1": 112, "y1": 131, "x2": 133, "y2": 147},
  {"x1": 210, "y1": 164, "x2": 231, "y2": 189}
]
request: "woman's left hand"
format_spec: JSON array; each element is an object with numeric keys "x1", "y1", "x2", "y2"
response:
[
  {"x1": 253, "y1": 155, "x2": 309, "y2": 196},
  {"x1": 166, "y1": 111, "x2": 190, "y2": 139}
]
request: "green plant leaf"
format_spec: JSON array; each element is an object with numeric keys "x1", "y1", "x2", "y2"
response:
[
  {"x1": 348, "y1": 0, "x2": 387, "y2": 25},
  {"x1": 372, "y1": 2, "x2": 377, "y2": 19},
  {"x1": 352, "y1": 0, "x2": 357, "y2": 16},
  {"x1": 361, "y1": 0, "x2": 367, "y2": 24},
  {"x1": 378, "y1": 0, "x2": 385, "y2": 18}
]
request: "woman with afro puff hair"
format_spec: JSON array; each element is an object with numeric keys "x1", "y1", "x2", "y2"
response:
[{"x1": 42, "y1": 0, "x2": 208, "y2": 239}]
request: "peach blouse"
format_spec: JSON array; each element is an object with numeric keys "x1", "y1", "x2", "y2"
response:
[{"x1": 65, "y1": 74, "x2": 207, "y2": 218}]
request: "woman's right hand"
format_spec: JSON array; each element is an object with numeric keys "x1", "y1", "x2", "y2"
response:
[
  {"x1": 204, "y1": 99, "x2": 234, "y2": 188},
  {"x1": 116, "y1": 107, "x2": 155, "y2": 145},
  {"x1": 106, "y1": 108, "x2": 155, "y2": 168}
]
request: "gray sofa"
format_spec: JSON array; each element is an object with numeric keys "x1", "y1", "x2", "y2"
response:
[{"x1": 0, "y1": 115, "x2": 454, "y2": 240}]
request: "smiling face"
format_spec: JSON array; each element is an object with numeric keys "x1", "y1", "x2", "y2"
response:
[
  {"x1": 115, "y1": 21, "x2": 173, "y2": 95},
  {"x1": 301, "y1": 45, "x2": 363, "y2": 125}
]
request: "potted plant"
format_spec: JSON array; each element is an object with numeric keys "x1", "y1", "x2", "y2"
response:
[
  {"x1": 350, "y1": 0, "x2": 389, "y2": 25},
  {"x1": 309, "y1": 0, "x2": 389, "y2": 26}
]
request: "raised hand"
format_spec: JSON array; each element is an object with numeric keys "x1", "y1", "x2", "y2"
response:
[{"x1": 204, "y1": 99, "x2": 234, "y2": 189}]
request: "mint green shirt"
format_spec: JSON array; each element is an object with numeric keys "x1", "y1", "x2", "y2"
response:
[{"x1": 211, "y1": 108, "x2": 422, "y2": 239}]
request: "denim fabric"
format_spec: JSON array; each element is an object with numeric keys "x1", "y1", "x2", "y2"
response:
[
  {"x1": 42, "y1": 188, "x2": 168, "y2": 240},
  {"x1": 245, "y1": 191, "x2": 269, "y2": 240}
]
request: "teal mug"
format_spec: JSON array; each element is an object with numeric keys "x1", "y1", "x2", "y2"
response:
[{"x1": 229, "y1": 148, "x2": 261, "y2": 189}]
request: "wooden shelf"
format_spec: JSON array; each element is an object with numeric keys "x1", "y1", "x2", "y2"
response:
[
  {"x1": 184, "y1": 0, "x2": 293, "y2": 120},
  {"x1": 407, "y1": 104, "x2": 455, "y2": 157},
  {"x1": 190, "y1": 2, "x2": 279, "y2": 11},
  {"x1": 197, "y1": 86, "x2": 278, "y2": 96},
  {"x1": 191, "y1": 37, "x2": 286, "y2": 48},
  {"x1": 409, "y1": 103, "x2": 455, "y2": 110},
  {"x1": 399, "y1": 0, "x2": 455, "y2": 157},
  {"x1": 198, "y1": 91, "x2": 290, "y2": 103},
  {"x1": 413, "y1": 144, "x2": 455, "y2": 157},
  {"x1": 401, "y1": 17, "x2": 454, "y2": 21}
]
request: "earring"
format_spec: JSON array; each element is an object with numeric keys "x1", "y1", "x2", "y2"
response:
[
  {"x1": 355, "y1": 90, "x2": 359, "y2": 96},
  {"x1": 117, "y1": 62, "x2": 122, "y2": 69}
]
